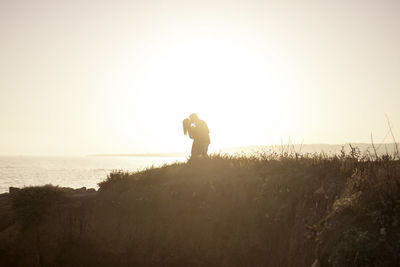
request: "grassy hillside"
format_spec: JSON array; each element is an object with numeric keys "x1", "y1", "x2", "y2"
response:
[{"x1": 1, "y1": 153, "x2": 399, "y2": 266}]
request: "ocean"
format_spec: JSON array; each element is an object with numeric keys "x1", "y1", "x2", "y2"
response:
[{"x1": 0, "y1": 156, "x2": 185, "y2": 193}]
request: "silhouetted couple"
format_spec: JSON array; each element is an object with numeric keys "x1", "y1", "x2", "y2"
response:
[{"x1": 183, "y1": 113, "x2": 210, "y2": 159}]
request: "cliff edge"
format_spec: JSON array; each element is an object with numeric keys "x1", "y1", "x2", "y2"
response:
[{"x1": 0, "y1": 154, "x2": 399, "y2": 267}]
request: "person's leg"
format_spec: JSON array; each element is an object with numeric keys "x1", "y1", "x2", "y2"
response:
[
  {"x1": 200, "y1": 143, "x2": 209, "y2": 158},
  {"x1": 191, "y1": 141, "x2": 200, "y2": 159},
  {"x1": 204, "y1": 143, "x2": 209, "y2": 157}
]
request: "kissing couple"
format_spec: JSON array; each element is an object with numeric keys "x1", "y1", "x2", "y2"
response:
[{"x1": 183, "y1": 113, "x2": 210, "y2": 159}]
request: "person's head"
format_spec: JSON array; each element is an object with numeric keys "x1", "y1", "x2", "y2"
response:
[
  {"x1": 189, "y1": 113, "x2": 199, "y2": 123},
  {"x1": 182, "y1": 118, "x2": 191, "y2": 135}
]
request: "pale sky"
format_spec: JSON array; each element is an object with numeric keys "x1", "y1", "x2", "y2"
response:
[{"x1": 1, "y1": 0, "x2": 399, "y2": 155}]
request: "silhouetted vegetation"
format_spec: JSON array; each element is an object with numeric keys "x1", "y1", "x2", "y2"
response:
[
  {"x1": 95, "y1": 151, "x2": 400, "y2": 266},
  {"x1": 1, "y1": 151, "x2": 399, "y2": 266},
  {"x1": 10, "y1": 184, "x2": 65, "y2": 229}
]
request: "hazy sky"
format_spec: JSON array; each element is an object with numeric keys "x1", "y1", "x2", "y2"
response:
[{"x1": 1, "y1": 0, "x2": 399, "y2": 155}]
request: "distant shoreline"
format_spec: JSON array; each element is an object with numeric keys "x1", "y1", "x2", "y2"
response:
[{"x1": 89, "y1": 153, "x2": 187, "y2": 158}]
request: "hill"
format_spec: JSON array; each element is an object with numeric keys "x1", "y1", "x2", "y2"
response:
[{"x1": 0, "y1": 153, "x2": 399, "y2": 266}]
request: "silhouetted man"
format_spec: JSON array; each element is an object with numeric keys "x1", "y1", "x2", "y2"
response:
[{"x1": 189, "y1": 113, "x2": 210, "y2": 158}]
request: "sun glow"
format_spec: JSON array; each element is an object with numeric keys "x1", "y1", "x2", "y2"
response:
[
  {"x1": 106, "y1": 32, "x2": 304, "y2": 152},
  {"x1": 2, "y1": 1, "x2": 399, "y2": 156}
]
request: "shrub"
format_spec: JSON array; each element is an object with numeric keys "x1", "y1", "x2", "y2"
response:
[
  {"x1": 11, "y1": 184, "x2": 65, "y2": 229},
  {"x1": 97, "y1": 170, "x2": 132, "y2": 191}
]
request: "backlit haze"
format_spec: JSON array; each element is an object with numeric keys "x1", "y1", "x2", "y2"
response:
[{"x1": 1, "y1": 0, "x2": 400, "y2": 156}]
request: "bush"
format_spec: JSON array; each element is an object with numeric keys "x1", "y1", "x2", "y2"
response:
[
  {"x1": 97, "y1": 170, "x2": 133, "y2": 191},
  {"x1": 11, "y1": 184, "x2": 65, "y2": 229}
]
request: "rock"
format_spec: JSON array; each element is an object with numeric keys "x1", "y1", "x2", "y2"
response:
[
  {"x1": 75, "y1": 187, "x2": 87, "y2": 193},
  {"x1": 8, "y1": 187, "x2": 20, "y2": 194},
  {"x1": 61, "y1": 187, "x2": 75, "y2": 192}
]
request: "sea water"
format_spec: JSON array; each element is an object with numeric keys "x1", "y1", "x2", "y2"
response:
[{"x1": 0, "y1": 156, "x2": 185, "y2": 193}]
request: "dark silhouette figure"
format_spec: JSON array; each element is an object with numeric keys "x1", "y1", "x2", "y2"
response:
[{"x1": 183, "y1": 114, "x2": 210, "y2": 158}]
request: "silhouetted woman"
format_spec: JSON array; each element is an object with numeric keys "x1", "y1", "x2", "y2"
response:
[{"x1": 183, "y1": 118, "x2": 198, "y2": 158}]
